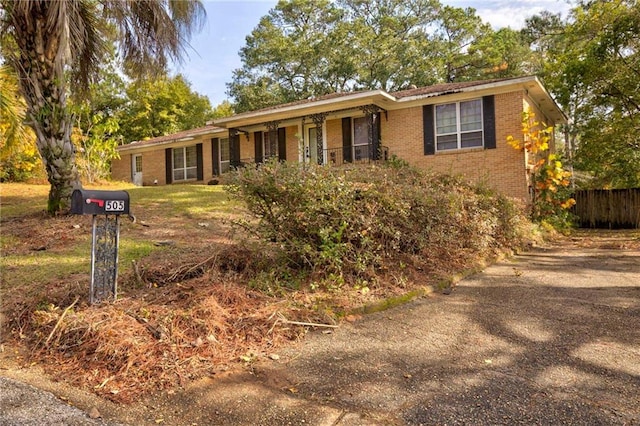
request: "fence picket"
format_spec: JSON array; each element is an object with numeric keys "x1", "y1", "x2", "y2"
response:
[{"x1": 572, "y1": 188, "x2": 640, "y2": 229}]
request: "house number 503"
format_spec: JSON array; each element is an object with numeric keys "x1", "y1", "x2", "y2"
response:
[{"x1": 105, "y1": 200, "x2": 125, "y2": 212}]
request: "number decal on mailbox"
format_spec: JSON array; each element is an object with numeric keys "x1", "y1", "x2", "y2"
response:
[{"x1": 105, "y1": 200, "x2": 126, "y2": 212}]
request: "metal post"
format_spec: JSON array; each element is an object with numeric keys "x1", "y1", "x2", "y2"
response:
[{"x1": 89, "y1": 215, "x2": 120, "y2": 304}]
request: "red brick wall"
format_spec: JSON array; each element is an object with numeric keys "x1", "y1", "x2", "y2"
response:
[
  {"x1": 378, "y1": 91, "x2": 530, "y2": 200},
  {"x1": 112, "y1": 137, "x2": 215, "y2": 186},
  {"x1": 112, "y1": 90, "x2": 557, "y2": 201}
]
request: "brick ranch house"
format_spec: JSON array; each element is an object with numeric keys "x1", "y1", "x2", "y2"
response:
[{"x1": 111, "y1": 76, "x2": 566, "y2": 201}]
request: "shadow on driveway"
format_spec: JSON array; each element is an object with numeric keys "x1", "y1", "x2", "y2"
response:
[{"x1": 257, "y1": 243, "x2": 640, "y2": 425}]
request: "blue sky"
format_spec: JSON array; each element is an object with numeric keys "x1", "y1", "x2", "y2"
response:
[{"x1": 173, "y1": 0, "x2": 572, "y2": 106}]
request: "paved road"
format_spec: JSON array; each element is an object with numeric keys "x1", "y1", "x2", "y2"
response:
[{"x1": 2, "y1": 241, "x2": 639, "y2": 425}]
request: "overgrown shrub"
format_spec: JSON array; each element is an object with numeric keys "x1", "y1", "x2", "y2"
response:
[{"x1": 227, "y1": 160, "x2": 530, "y2": 288}]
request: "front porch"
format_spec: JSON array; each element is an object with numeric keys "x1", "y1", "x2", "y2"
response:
[{"x1": 233, "y1": 145, "x2": 390, "y2": 169}]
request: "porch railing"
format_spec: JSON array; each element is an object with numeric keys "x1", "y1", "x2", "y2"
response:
[
  {"x1": 325, "y1": 145, "x2": 389, "y2": 167},
  {"x1": 231, "y1": 146, "x2": 389, "y2": 169}
]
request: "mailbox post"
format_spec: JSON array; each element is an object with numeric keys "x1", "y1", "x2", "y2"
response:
[{"x1": 71, "y1": 189, "x2": 130, "y2": 304}]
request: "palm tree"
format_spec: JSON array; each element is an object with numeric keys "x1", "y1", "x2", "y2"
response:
[{"x1": 0, "y1": 0, "x2": 205, "y2": 213}]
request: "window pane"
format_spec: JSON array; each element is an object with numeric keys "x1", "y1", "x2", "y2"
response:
[
  {"x1": 460, "y1": 99, "x2": 482, "y2": 131},
  {"x1": 461, "y1": 131, "x2": 483, "y2": 148},
  {"x1": 353, "y1": 116, "x2": 369, "y2": 146},
  {"x1": 221, "y1": 161, "x2": 230, "y2": 173},
  {"x1": 134, "y1": 156, "x2": 142, "y2": 173},
  {"x1": 185, "y1": 146, "x2": 197, "y2": 167},
  {"x1": 173, "y1": 170, "x2": 183, "y2": 181},
  {"x1": 220, "y1": 138, "x2": 230, "y2": 162},
  {"x1": 173, "y1": 148, "x2": 184, "y2": 168},
  {"x1": 437, "y1": 134, "x2": 458, "y2": 151},
  {"x1": 186, "y1": 167, "x2": 197, "y2": 179},
  {"x1": 436, "y1": 103, "x2": 457, "y2": 135}
]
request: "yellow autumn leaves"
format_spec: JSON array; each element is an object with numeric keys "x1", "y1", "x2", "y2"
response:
[{"x1": 507, "y1": 110, "x2": 576, "y2": 219}]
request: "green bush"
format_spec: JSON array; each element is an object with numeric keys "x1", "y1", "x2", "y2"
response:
[{"x1": 227, "y1": 160, "x2": 529, "y2": 288}]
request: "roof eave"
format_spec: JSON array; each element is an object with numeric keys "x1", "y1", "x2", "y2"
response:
[
  {"x1": 213, "y1": 91, "x2": 397, "y2": 128},
  {"x1": 117, "y1": 126, "x2": 226, "y2": 152},
  {"x1": 396, "y1": 76, "x2": 567, "y2": 124}
]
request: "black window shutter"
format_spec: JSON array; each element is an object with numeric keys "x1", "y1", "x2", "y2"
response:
[
  {"x1": 423, "y1": 105, "x2": 435, "y2": 155},
  {"x1": 196, "y1": 143, "x2": 203, "y2": 180},
  {"x1": 254, "y1": 131, "x2": 263, "y2": 163},
  {"x1": 277, "y1": 128, "x2": 286, "y2": 161},
  {"x1": 342, "y1": 117, "x2": 353, "y2": 163},
  {"x1": 230, "y1": 132, "x2": 241, "y2": 166},
  {"x1": 483, "y1": 95, "x2": 496, "y2": 149},
  {"x1": 165, "y1": 148, "x2": 173, "y2": 184},
  {"x1": 212, "y1": 138, "x2": 220, "y2": 176}
]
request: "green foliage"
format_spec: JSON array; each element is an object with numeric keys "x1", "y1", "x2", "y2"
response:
[
  {"x1": 0, "y1": 0, "x2": 206, "y2": 213},
  {"x1": 525, "y1": 0, "x2": 640, "y2": 188},
  {"x1": 211, "y1": 100, "x2": 235, "y2": 119},
  {"x1": 119, "y1": 74, "x2": 214, "y2": 143},
  {"x1": 0, "y1": 65, "x2": 44, "y2": 182},
  {"x1": 71, "y1": 58, "x2": 125, "y2": 183},
  {"x1": 227, "y1": 160, "x2": 529, "y2": 290},
  {"x1": 228, "y1": 0, "x2": 532, "y2": 111},
  {"x1": 507, "y1": 110, "x2": 575, "y2": 230}
]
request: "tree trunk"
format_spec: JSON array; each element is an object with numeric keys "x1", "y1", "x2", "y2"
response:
[{"x1": 12, "y1": 4, "x2": 82, "y2": 214}]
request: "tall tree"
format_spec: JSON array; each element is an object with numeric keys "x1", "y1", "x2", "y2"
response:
[
  {"x1": 119, "y1": 74, "x2": 213, "y2": 142},
  {"x1": 0, "y1": 0, "x2": 206, "y2": 213},
  {"x1": 429, "y1": 6, "x2": 495, "y2": 82},
  {"x1": 227, "y1": 0, "x2": 347, "y2": 112},
  {"x1": 570, "y1": 0, "x2": 640, "y2": 188},
  {"x1": 338, "y1": 0, "x2": 439, "y2": 91},
  {"x1": 228, "y1": 0, "x2": 529, "y2": 111},
  {"x1": 71, "y1": 57, "x2": 125, "y2": 183},
  {"x1": 530, "y1": 0, "x2": 640, "y2": 188}
]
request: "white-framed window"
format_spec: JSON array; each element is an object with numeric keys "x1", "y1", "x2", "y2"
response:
[
  {"x1": 353, "y1": 116, "x2": 371, "y2": 161},
  {"x1": 435, "y1": 99, "x2": 483, "y2": 151},
  {"x1": 173, "y1": 146, "x2": 198, "y2": 181},
  {"x1": 219, "y1": 138, "x2": 230, "y2": 173}
]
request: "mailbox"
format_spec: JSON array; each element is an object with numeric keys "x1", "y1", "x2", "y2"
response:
[{"x1": 71, "y1": 189, "x2": 130, "y2": 215}]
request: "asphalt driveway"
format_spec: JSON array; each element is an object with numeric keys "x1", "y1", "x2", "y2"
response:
[
  {"x1": 2, "y1": 234, "x2": 639, "y2": 425},
  {"x1": 262, "y1": 240, "x2": 640, "y2": 425}
]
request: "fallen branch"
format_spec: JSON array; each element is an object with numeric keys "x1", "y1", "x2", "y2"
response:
[
  {"x1": 275, "y1": 312, "x2": 338, "y2": 329},
  {"x1": 45, "y1": 296, "x2": 79, "y2": 348}
]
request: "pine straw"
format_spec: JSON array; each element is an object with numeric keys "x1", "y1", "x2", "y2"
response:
[
  {"x1": 27, "y1": 270, "x2": 310, "y2": 403},
  {"x1": 15, "y1": 241, "x2": 493, "y2": 403}
]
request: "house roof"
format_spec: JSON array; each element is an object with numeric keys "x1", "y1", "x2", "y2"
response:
[
  {"x1": 213, "y1": 76, "x2": 567, "y2": 129},
  {"x1": 117, "y1": 76, "x2": 566, "y2": 152},
  {"x1": 117, "y1": 124, "x2": 226, "y2": 152}
]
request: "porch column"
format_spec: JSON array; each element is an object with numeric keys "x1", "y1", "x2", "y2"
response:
[{"x1": 310, "y1": 113, "x2": 328, "y2": 165}]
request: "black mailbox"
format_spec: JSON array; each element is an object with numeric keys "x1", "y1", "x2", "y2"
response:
[{"x1": 71, "y1": 189, "x2": 130, "y2": 215}]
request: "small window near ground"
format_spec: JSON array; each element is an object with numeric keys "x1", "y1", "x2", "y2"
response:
[{"x1": 435, "y1": 99, "x2": 483, "y2": 151}]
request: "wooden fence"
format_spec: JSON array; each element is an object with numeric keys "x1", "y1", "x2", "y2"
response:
[{"x1": 572, "y1": 188, "x2": 640, "y2": 229}]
